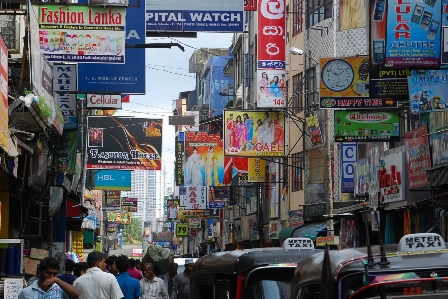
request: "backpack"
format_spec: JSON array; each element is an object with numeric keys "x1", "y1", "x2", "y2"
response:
[{"x1": 144, "y1": 244, "x2": 173, "y2": 273}]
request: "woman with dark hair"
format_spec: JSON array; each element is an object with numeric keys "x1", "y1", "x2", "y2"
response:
[
  {"x1": 270, "y1": 76, "x2": 283, "y2": 97},
  {"x1": 234, "y1": 115, "x2": 247, "y2": 149},
  {"x1": 185, "y1": 146, "x2": 203, "y2": 185},
  {"x1": 243, "y1": 113, "x2": 254, "y2": 143}
]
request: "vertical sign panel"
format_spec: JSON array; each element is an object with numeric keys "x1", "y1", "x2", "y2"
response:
[
  {"x1": 186, "y1": 186, "x2": 207, "y2": 210},
  {"x1": 53, "y1": 64, "x2": 78, "y2": 130},
  {"x1": 341, "y1": 142, "x2": 357, "y2": 193},
  {"x1": 0, "y1": 37, "x2": 8, "y2": 152},
  {"x1": 175, "y1": 140, "x2": 184, "y2": 186},
  {"x1": 257, "y1": 0, "x2": 286, "y2": 108}
]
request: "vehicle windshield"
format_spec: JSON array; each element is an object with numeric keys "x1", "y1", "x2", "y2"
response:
[{"x1": 246, "y1": 280, "x2": 290, "y2": 299}]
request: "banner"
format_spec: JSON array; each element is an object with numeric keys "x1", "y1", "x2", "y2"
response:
[
  {"x1": 175, "y1": 141, "x2": 184, "y2": 186},
  {"x1": 385, "y1": 0, "x2": 442, "y2": 67},
  {"x1": 341, "y1": 142, "x2": 357, "y2": 193},
  {"x1": 185, "y1": 186, "x2": 207, "y2": 210},
  {"x1": 167, "y1": 199, "x2": 179, "y2": 219},
  {"x1": 59, "y1": 131, "x2": 78, "y2": 173},
  {"x1": 257, "y1": 0, "x2": 286, "y2": 108},
  {"x1": 305, "y1": 113, "x2": 323, "y2": 144},
  {"x1": 177, "y1": 207, "x2": 210, "y2": 219},
  {"x1": 334, "y1": 110, "x2": 400, "y2": 142},
  {"x1": 0, "y1": 37, "x2": 8, "y2": 153},
  {"x1": 248, "y1": 158, "x2": 266, "y2": 182},
  {"x1": 369, "y1": 0, "x2": 409, "y2": 100},
  {"x1": 103, "y1": 191, "x2": 121, "y2": 211},
  {"x1": 408, "y1": 74, "x2": 448, "y2": 112},
  {"x1": 78, "y1": 0, "x2": 146, "y2": 94},
  {"x1": 87, "y1": 117, "x2": 163, "y2": 170},
  {"x1": 379, "y1": 152, "x2": 405, "y2": 204},
  {"x1": 53, "y1": 64, "x2": 77, "y2": 130},
  {"x1": 121, "y1": 197, "x2": 138, "y2": 213},
  {"x1": 430, "y1": 111, "x2": 448, "y2": 166},
  {"x1": 208, "y1": 187, "x2": 227, "y2": 209},
  {"x1": 37, "y1": 5, "x2": 126, "y2": 64},
  {"x1": 184, "y1": 131, "x2": 223, "y2": 186},
  {"x1": 223, "y1": 110, "x2": 285, "y2": 157},
  {"x1": 146, "y1": 0, "x2": 243, "y2": 32},
  {"x1": 404, "y1": 125, "x2": 430, "y2": 189},
  {"x1": 94, "y1": 170, "x2": 131, "y2": 190}
]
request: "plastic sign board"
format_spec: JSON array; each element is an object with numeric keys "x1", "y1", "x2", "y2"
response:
[
  {"x1": 398, "y1": 233, "x2": 445, "y2": 252},
  {"x1": 189, "y1": 219, "x2": 201, "y2": 229},
  {"x1": 282, "y1": 238, "x2": 315, "y2": 250},
  {"x1": 86, "y1": 94, "x2": 122, "y2": 109},
  {"x1": 176, "y1": 223, "x2": 189, "y2": 237},
  {"x1": 316, "y1": 236, "x2": 335, "y2": 247},
  {"x1": 94, "y1": 170, "x2": 131, "y2": 190}
]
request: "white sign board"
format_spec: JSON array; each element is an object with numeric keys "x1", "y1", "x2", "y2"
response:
[
  {"x1": 185, "y1": 186, "x2": 207, "y2": 210},
  {"x1": 189, "y1": 219, "x2": 201, "y2": 229},
  {"x1": 4, "y1": 278, "x2": 23, "y2": 299},
  {"x1": 86, "y1": 94, "x2": 122, "y2": 109},
  {"x1": 283, "y1": 238, "x2": 315, "y2": 250},
  {"x1": 398, "y1": 233, "x2": 445, "y2": 252}
]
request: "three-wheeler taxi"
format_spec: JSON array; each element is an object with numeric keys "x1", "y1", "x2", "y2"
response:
[
  {"x1": 190, "y1": 237, "x2": 320, "y2": 299},
  {"x1": 291, "y1": 232, "x2": 448, "y2": 299}
]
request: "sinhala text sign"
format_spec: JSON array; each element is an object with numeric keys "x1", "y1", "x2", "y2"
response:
[
  {"x1": 224, "y1": 110, "x2": 285, "y2": 157},
  {"x1": 146, "y1": 0, "x2": 243, "y2": 32},
  {"x1": 87, "y1": 116, "x2": 162, "y2": 170},
  {"x1": 334, "y1": 110, "x2": 400, "y2": 142},
  {"x1": 37, "y1": 5, "x2": 126, "y2": 63}
]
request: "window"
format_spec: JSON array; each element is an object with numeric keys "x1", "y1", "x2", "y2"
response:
[
  {"x1": 292, "y1": 73, "x2": 303, "y2": 113},
  {"x1": 305, "y1": 67, "x2": 318, "y2": 106},
  {"x1": 292, "y1": 152, "x2": 304, "y2": 191},
  {"x1": 307, "y1": 0, "x2": 332, "y2": 28},
  {"x1": 292, "y1": 0, "x2": 305, "y2": 36}
]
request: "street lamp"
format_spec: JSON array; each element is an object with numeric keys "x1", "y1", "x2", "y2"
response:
[{"x1": 289, "y1": 47, "x2": 334, "y2": 238}]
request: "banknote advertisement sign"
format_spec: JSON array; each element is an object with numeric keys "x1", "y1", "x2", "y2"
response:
[{"x1": 86, "y1": 117, "x2": 163, "y2": 170}]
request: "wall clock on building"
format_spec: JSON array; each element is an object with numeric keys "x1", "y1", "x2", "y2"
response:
[{"x1": 321, "y1": 59, "x2": 354, "y2": 92}]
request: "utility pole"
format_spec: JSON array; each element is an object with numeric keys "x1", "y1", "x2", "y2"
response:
[{"x1": 326, "y1": 109, "x2": 334, "y2": 236}]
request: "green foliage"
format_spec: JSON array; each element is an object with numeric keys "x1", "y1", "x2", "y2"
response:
[
  {"x1": 123, "y1": 217, "x2": 143, "y2": 245},
  {"x1": 38, "y1": 96, "x2": 52, "y2": 119}
]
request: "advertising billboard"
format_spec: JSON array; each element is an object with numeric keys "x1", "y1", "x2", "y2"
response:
[
  {"x1": 0, "y1": 37, "x2": 8, "y2": 152},
  {"x1": 305, "y1": 112, "x2": 323, "y2": 144},
  {"x1": 103, "y1": 191, "x2": 121, "y2": 211},
  {"x1": 408, "y1": 74, "x2": 448, "y2": 112},
  {"x1": 175, "y1": 140, "x2": 184, "y2": 186},
  {"x1": 86, "y1": 117, "x2": 163, "y2": 170},
  {"x1": 53, "y1": 64, "x2": 78, "y2": 130},
  {"x1": 385, "y1": 0, "x2": 442, "y2": 67},
  {"x1": 379, "y1": 152, "x2": 405, "y2": 204},
  {"x1": 145, "y1": 0, "x2": 243, "y2": 32},
  {"x1": 404, "y1": 125, "x2": 430, "y2": 189},
  {"x1": 223, "y1": 110, "x2": 285, "y2": 157},
  {"x1": 78, "y1": 0, "x2": 146, "y2": 94},
  {"x1": 59, "y1": 130, "x2": 78, "y2": 173},
  {"x1": 368, "y1": 0, "x2": 409, "y2": 100},
  {"x1": 430, "y1": 110, "x2": 448, "y2": 166},
  {"x1": 257, "y1": 0, "x2": 286, "y2": 108},
  {"x1": 184, "y1": 131, "x2": 223, "y2": 186},
  {"x1": 208, "y1": 186, "x2": 227, "y2": 209},
  {"x1": 185, "y1": 186, "x2": 207, "y2": 210},
  {"x1": 37, "y1": 5, "x2": 126, "y2": 63},
  {"x1": 248, "y1": 158, "x2": 266, "y2": 182},
  {"x1": 167, "y1": 199, "x2": 179, "y2": 219},
  {"x1": 334, "y1": 110, "x2": 400, "y2": 142},
  {"x1": 177, "y1": 207, "x2": 210, "y2": 219},
  {"x1": 121, "y1": 197, "x2": 138, "y2": 213},
  {"x1": 93, "y1": 170, "x2": 131, "y2": 190}
]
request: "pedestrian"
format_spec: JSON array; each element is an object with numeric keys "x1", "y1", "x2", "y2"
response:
[
  {"x1": 170, "y1": 259, "x2": 194, "y2": 299},
  {"x1": 115, "y1": 255, "x2": 141, "y2": 299},
  {"x1": 19, "y1": 257, "x2": 80, "y2": 299},
  {"x1": 140, "y1": 263, "x2": 169, "y2": 299},
  {"x1": 58, "y1": 259, "x2": 77, "y2": 285},
  {"x1": 128, "y1": 258, "x2": 143, "y2": 280},
  {"x1": 73, "y1": 252, "x2": 123, "y2": 299},
  {"x1": 106, "y1": 255, "x2": 119, "y2": 275},
  {"x1": 73, "y1": 262, "x2": 88, "y2": 278},
  {"x1": 168, "y1": 263, "x2": 178, "y2": 296}
]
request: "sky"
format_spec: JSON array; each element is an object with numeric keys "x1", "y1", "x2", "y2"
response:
[{"x1": 115, "y1": 33, "x2": 234, "y2": 185}]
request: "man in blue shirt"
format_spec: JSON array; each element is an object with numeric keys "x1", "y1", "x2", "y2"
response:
[
  {"x1": 115, "y1": 255, "x2": 141, "y2": 299},
  {"x1": 58, "y1": 259, "x2": 77, "y2": 285},
  {"x1": 19, "y1": 257, "x2": 80, "y2": 299}
]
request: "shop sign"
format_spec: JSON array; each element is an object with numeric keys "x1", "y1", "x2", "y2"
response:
[
  {"x1": 304, "y1": 203, "x2": 326, "y2": 217},
  {"x1": 185, "y1": 186, "x2": 207, "y2": 210},
  {"x1": 341, "y1": 142, "x2": 357, "y2": 193},
  {"x1": 316, "y1": 236, "x2": 334, "y2": 247},
  {"x1": 53, "y1": 64, "x2": 77, "y2": 130},
  {"x1": 86, "y1": 94, "x2": 122, "y2": 109},
  {"x1": 379, "y1": 152, "x2": 405, "y2": 204},
  {"x1": 175, "y1": 141, "x2": 184, "y2": 186},
  {"x1": 268, "y1": 220, "x2": 281, "y2": 239},
  {"x1": 177, "y1": 207, "x2": 210, "y2": 219},
  {"x1": 404, "y1": 126, "x2": 430, "y2": 188}
]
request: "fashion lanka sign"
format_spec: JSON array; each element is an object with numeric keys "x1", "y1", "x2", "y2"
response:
[
  {"x1": 334, "y1": 110, "x2": 400, "y2": 142},
  {"x1": 223, "y1": 110, "x2": 285, "y2": 157},
  {"x1": 86, "y1": 116, "x2": 163, "y2": 170},
  {"x1": 385, "y1": 0, "x2": 442, "y2": 67},
  {"x1": 37, "y1": 4, "x2": 126, "y2": 63}
]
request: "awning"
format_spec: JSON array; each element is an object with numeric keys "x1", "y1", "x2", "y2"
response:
[{"x1": 279, "y1": 222, "x2": 329, "y2": 242}]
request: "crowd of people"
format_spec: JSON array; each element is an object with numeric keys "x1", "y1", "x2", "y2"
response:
[{"x1": 20, "y1": 252, "x2": 194, "y2": 299}]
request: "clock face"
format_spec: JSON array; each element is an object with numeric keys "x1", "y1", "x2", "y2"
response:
[{"x1": 321, "y1": 59, "x2": 355, "y2": 92}]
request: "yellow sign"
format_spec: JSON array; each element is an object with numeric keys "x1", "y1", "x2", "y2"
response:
[
  {"x1": 176, "y1": 223, "x2": 189, "y2": 237},
  {"x1": 248, "y1": 158, "x2": 266, "y2": 182},
  {"x1": 178, "y1": 207, "x2": 210, "y2": 219},
  {"x1": 316, "y1": 235, "x2": 334, "y2": 247},
  {"x1": 319, "y1": 57, "x2": 370, "y2": 98}
]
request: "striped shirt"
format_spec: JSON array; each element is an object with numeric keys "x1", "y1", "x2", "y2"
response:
[{"x1": 140, "y1": 276, "x2": 169, "y2": 299}]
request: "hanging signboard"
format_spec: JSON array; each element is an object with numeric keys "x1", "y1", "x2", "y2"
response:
[
  {"x1": 185, "y1": 186, "x2": 207, "y2": 210},
  {"x1": 341, "y1": 142, "x2": 357, "y2": 193},
  {"x1": 408, "y1": 74, "x2": 448, "y2": 113},
  {"x1": 177, "y1": 207, "x2": 210, "y2": 219},
  {"x1": 208, "y1": 187, "x2": 227, "y2": 209},
  {"x1": 334, "y1": 110, "x2": 400, "y2": 142},
  {"x1": 404, "y1": 125, "x2": 430, "y2": 188}
]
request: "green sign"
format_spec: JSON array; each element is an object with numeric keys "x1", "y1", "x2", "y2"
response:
[
  {"x1": 176, "y1": 223, "x2": 189, "y2": 237},
  {"x1": 334, "y1": 111, "x2": 400, "y2": 142}
]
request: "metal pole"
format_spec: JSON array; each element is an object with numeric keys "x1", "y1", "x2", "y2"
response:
[{"x1": 326, "y1": 108, "x2": 334, "y2": 236}]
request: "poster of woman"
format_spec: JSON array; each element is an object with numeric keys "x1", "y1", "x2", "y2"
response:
[{"x1": 223, "y1": 110, "x2": 285, "y2": 157}]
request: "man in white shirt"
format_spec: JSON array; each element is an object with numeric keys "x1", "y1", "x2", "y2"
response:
[
  {"x1": 140, "y1": 263, "x2": 169, "y2": 299},
  {"x1": 73, "y1": 251, "x2": 123, "y2": 299}
]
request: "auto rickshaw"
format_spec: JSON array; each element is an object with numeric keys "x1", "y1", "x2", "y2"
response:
[
  {"x1": 291, "y1": 232, "x2": 448, "y2": 299},
  {"x1": 190, "y1": 237, "x2": 320, "y2": 299}
]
